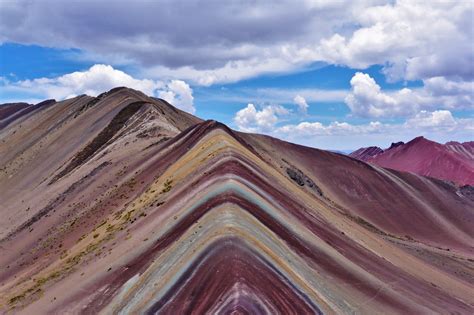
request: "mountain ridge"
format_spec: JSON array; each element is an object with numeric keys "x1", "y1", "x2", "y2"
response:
[
  {"x1": 1, "y1": 87, "x2": 473, "y2": 314},
  {"x1": 350, "y1": 136, "x2": 474, "y2": 185}
]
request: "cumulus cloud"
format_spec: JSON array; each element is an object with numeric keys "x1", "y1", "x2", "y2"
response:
[
  {"x1": 0, "y1": 64, "x2": 196, "y2": 113},
  {"x1": 234, "y1": 103, "x2": 289, "y2": 132},
  {"x1": 277, "y1": 115, "x2": 474, "y2": 150},
  {"x1": 233, "y1": 101, "x2": 386, "y2": 136},
  {"x1": 345, "y1": 72, "x2": 473, "y2": 118},
  {"x1": 276, "y1": 111, "x2": 467, "y2": 138},
  {"x1": 232, "y1": 102, "x2": 473, "y2": 149},
  {"x1": 345, "y1": 72, "x2": 401, "y2": 117},
  {"x1": 278, "y1": 121, "x2": 386, "y2": 136},
  {"x1": 423, "y1": 77, "x2": 474, "y2": 98},
  {"x1": 293, "y1": 95, "x2": 309, "y2": 113},
  {"x1": 158, "y1": 80, "x2": 195, "y2": 114},
  {"x1": 284, "y1": 113, "x2": 474, "y2": 150},
  {"x1": 317, "y1": 1, "x2": 473, "y2": 82},
  {"x1": 405, "y1": 110, "x2": 457, "y2": 129}
]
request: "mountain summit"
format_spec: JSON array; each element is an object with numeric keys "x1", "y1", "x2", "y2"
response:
[{"x1": 1, "y1": 88, "x2": 473, "y2": 314}]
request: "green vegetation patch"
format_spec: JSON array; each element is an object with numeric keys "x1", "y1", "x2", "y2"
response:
[{"x1": 161, "y1": 178, "x2": 173, "y2": 193}]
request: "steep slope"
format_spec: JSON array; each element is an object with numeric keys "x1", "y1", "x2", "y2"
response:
[
  {"x1": 0, "y1": 89, "x2": 473, "y2": 314},
  {"x1": 446, "y1": 141, "x2": 474, "y2": 161},
  {"x1": 0, "y1": 100, "x2": 57, "y2": 130},
  {"x1": 0, "y1": 87, "x2": 200, "y2": 213},
  {"x1": 348, "y1": 146, "x2": 383, "y2": 160},
  {"x1": 0, "y1": 103, "x2": 31, "y2": 120},
  {"x1": 350, "y1": 137, "x2": 474, "y2": 185}
]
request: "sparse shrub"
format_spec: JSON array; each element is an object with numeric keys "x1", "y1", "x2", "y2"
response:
[{"x1": 161, "y1": 178, "x2": 173, "y2": 193}]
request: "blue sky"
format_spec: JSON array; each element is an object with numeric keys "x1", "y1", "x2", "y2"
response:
[{"x1": 0, "y1": 1, "x2": 472, "y2": 150}]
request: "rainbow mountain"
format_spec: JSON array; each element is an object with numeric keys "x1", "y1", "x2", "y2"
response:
[{"x1": 0, "y1": 87, "x2": 473, "y2": 314}]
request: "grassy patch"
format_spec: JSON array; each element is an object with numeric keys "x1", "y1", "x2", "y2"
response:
[{"x1": 161, "y1": 178, "x2": 173, "y2": 193}]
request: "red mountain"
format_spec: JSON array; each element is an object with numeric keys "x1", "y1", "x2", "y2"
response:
[{"x1": 350, "y1": 136, "x2": 474, "y2": 185}]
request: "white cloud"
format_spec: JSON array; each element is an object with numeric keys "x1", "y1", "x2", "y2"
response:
[
  {"x1": 293, "y1": 95, "x2": 309, "y2": 113},
  {"x1": 277, "y1": 111, "x2": 466, "y2": 139},
  {"x1": 423, "y1": 76, "x2": 473, "y2": 97},
  {"x1": 234, "y1": 103, "x2": 289, "y2": 132},
  {"x1": 1, "y1": 64, "x2": 163, "y2": 100},
  {"x1": 158, "y1": 80, "x2": 195, "y2": 114},
  {"x1": 143, "y1": 1, "x2": 472, "y2": 86},
  {"x1": 233, "y1": 101, "x2": 386, "y2": 136},
  {"x1": 0, "y1": 64, "x2": 196, "y2": 114},
  {"x1": 277, "y1": 120, "x2": 386, "y2": 136},
  {"x1": 233, "y1": 103, "x2": 473, "y2": 150},
  {"x1": 317, "y1": 1, "x2": 473, "y2": 82},
  {"x1": 279, "y1": 115, "x2": 474, "y2": 150},
  {"x1": 405, "y1": 110, "x2": 457, "y2": 129},
  {"x1": 0, "y1": 0, "x2": 338, "y2": 85},
  {"x1": 345, "y1": 72, "x2": 473, "y2": 118},
  {"x1": 277, "y1": 111, "x2": 474, "y2": 150},
  {"x1": 144, "y1": 57, "x2": 299, "y2": 86},
  {"x1": 345, "y1": 72, "x2": 401, "y2": 117}
]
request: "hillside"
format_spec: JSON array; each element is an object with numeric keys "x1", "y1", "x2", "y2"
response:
[
  {"x1": 0, "y1": 88, "x2": 473, "y2": 314},
  {"x1": 350, "y1": 137, "x2": 474, "y2": 185}
]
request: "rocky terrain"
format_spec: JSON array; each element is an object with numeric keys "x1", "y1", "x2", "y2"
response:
[
  {"x1": 0, "y1": 87, "x2": 473, "y2": 314},
  {"x1": 350, "y1": 137, "x2": 474, "y2": 186}
]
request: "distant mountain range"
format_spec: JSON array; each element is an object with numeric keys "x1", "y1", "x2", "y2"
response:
[
  {"x1": 1, "y1": 87, "x2": 473, "y2": 313},
  {"x1": 350, "y1": 137, "x2": 474, "y2": 186}
]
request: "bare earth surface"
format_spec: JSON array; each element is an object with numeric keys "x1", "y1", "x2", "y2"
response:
[{"x1": 0, "y1": 87, "x2": 473, "y2": 314}]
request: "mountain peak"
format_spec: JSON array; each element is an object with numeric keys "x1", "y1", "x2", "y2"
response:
[
  {"x1": 411, "y1": 135, "x2": 426, "y2": 142},
  {"x1": 349, "y1": 146, "x2": 383, "y2": 161},
  {"x1": 95, "y1": 86, "x2": 146, "y2": 100},
  {"x1": 388, "y1": 141, "x2": 404, "y2": 150},
  {"x1": 402, "y1": 136, "x2": 440, "y2": 149},
  {"x1": 409, "y1": 136, "x2": 433, "y2": 144}
]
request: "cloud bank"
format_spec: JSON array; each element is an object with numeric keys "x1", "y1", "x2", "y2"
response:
[
  {"x1": 234, "y1": 107, "x2": 473, "y2": 150},
  {"x1": 345, "y1": 72, "x2": 473, "y2": 118},
  {"x1": 1, "y1": 1, "x2": 472, "y2": 87}
]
